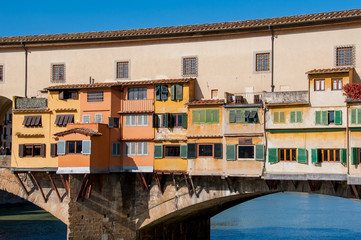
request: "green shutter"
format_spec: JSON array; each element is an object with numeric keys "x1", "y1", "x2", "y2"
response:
[
  {"x1": 321, "y1": 111, "x2": 328, "y2": 125},
  {"x1": 280, "y1": 112, "x2": 285, "y2": 123},
  {"x1": 340, "y1": 148, "x2": 347, "y2": 164},
  {"x1": 335, "y1": 110, "x2": 342, "y2": 125},
  {"x1": 193, "y1": 110, "x2": 200, "y2": 124},
  {"x1": 311, "y1": 149, "x2": 318, "y2": 163},
  {"x1": 226, "y1": 145, "x2": 236, "y2": 161},
  {"x1": 187, "y1": 143, "x2": 196, "y2": 159},
  {"x1": 154, "y1": 145, "x2": 163, "y2": 159},
  {"x1": 170, "y1": 85, "x2": 176, "y2": 101},
  {"x1": 176, "y1": 85, "x2": 183, "y2": 100},
  {"x1": 236, "y1": 109, "x2": 244, "y2": 123},
  {"x1": 152, "y1": 113, "x2": 158, "y2": 128},
  {"x1": 351, "y1": 147, "x2": 358, "y2": 165},
  {"x1": 199, "y1": 110, "x2": 206, "y2": 123},
  {"x1": 155, "y1": 86, "x2": 161, "y2": 101},
  {"x1": 180, "y1": 145, "x2": 187, "y2": 159},
  {"x1": 274, "y1": 111, "x2": 279, "y2": 123},
  {"x1": 229, "y1": 110, "x2": 236, "y2": 123},
  {"x1": 351, "y1": 109, "x2": 357, "y2": 124},
  {"x1": 297, "y1": 148, "x2": 307, "y2": 164},
  {"x1": 296, "y1": 111, "x2": 302, "y2": 123},
  {"x1": 315, "y1": 111, "x2": 321, "y2": 125},
  {"x1": 205, "y1": 109, "x2": 212, "y2": 123},
  {"x1": 290, "y1": 111, "x2": 296, "y2": 123},
  {"x1": 164, "y1": 113, "x2": 169, "y2": 128},
  {"x1": 357, "y1": 109, "x2": 361, "y2": 124},
  {"x1": 214, "y1": 143, "x2": 223, "y2": 159},
  {"x1": 255, "y1": 144, "x2": 265, "y2": 161},
  {"x1": 161, "y1": 85, "x2": 168, "y2": 101},
  {"x1": 182, "y1": 113, "x2": 187, "y2": 129},
  {"x1": 268, "y1": 148, "x2": 278, "y2": 163}
]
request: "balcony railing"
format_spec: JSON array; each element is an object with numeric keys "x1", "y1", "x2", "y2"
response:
[
  {"x1": 121, "y1": 99, "x2": 154, "y2": 113},
  {"x1": 225, "y1": 92, "x2": 263, "y2": 105},
  {"x1": 263, "y1": 91, "x2": 309, "y2": 105}
]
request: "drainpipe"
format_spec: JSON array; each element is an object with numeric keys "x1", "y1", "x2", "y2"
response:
[
  {"x1": 262, "y1": 103, "x2": 268, "y2": 176},
  {"x1": 346, "y1": 104, "x2": 350, "y2": 175},
  {"x1": 21, "y1": 41, "x2": 28, "y2": 98},
  {"x1": 269, "y1": 26, "x2": 275, "y2": 92}
]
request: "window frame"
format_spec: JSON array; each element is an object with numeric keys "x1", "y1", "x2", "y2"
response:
[
  {"x1": 51, "y1": 63, "x2": 65, "y2": 83},
  {"x1": 255, "y1": 52, "x2": 270, "y2": 72},
  {"x1": 87, "y1": 91, "x2": 104, "y2": 102},
  {"x1": 171, "y1": 113, "x2": 183, "y2": 127},
  {"x1": 67, "y1": 141, "x2": 82, "y2": 154},
  {"x1": 331, "y1": 78, "x2": 343, "y2": 91},
  {"x1": 125, "y1": 142, "x2": 136, "y2": 156},
  {"x1": 0, "y1": 64, "x2": 4, "y2": 83},
  {"x1": 314, "y1": 79, "x2": 325, "y2": 91},
  {"x1": 237, "y1": 145, "x2": 255, "y2": 160},
  {"x1": 116, "y1": 61, "x2": 129, "y2": 79},
  {"x1": 278, "y1": 148, "x2": 297, "y2": 162},
  {"x1": 23, "y1": 144, "x2": 42, "y2": 157},
  {"x1": 137, "y1": 142, "x2": 149, "y2": 156},
  {"x1": 336, "y1": 46, "x2": 354, "y2": 66},
  {"x1": 197, "y1": 144, "x2": 214, "y2": 158},
  {"x1": 182, "y1": 57, "x2": 198, "y2": 77},
  {"x1": 128, "y1": 87, "x2": 147, "y2": 100},
  {"x1": 164, "y1": 145, "x2": 181, "y2": 158},
  {"x1": 318, "y1": 149, "x2": 341, "y2": 162}
]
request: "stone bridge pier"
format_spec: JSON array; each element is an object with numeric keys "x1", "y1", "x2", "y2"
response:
[{"x1": 1, "y1": 166, "x2": 360, "y2": 240}]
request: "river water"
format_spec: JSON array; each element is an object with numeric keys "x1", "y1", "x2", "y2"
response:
[{"x1": 1, "y1": 192, "x2": 361, "y2": 239}]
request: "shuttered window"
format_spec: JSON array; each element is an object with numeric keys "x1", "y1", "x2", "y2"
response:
[
  {"x1": 82, "y1": 115, "x2": 91, "y2": 123},
  {"x1": 255, "y1": 144, "x2": 265, "y2": 161},
  {"x1": 22, "y1": 116, "x2": 42, "y2": 127},
  {"x1": 19, "y1": 144, "x2": 45, "y2": 157},
  {"x1": 193, "y1": 109, "x2": 219, "y2": 124},
  {"x1": 315, "y1": 110, "x2": 342, "y2": 125},
  {"x1": 226, "y1": 145, "x2": 236, "y2": 160},
  {"x1": 108, "y1": 117, "x2": 120, "y2": 128},
  {"x1": 311, "y1": 149, "x2": 318, "y2": 163},
  {"x1": 94, "y1": 114, "x2": 102, "y2": 123},
  {"x1": 125, "y1": 115, "x2": 137, "y2": 126},
  {"x1": 125, "y1": 142, "x2": 136, "y2": 156},
  {"x1": 165, "y1": 146, "x2": 181, "y2": 157},
  {"x1": 170, "y1": 84, "x2": 183, "y2": 101},
  {"x1": 55, "y1": 114, "x2": 74, "y2": 127},
  {"x1": 268, "y1": 148, "x2": 278, "y2": 163},
  {"x1": 137, "y1": 142, "x2": 149, "y2": 156},
  {"x1": 52, "y1": 64, "x2": 65, "y2": 83},
  {"x1": 50, "y1": 143, "x2": 57, "y2": 157},
  {"x1": 237, "y1": 146, "x2": 254, "y2": 159},
  {"x1": 341, "y1": 148, "x2": 347, "y2": 164},
  {"x1": 137, "y1": 115, "x2": 149, "y2": 126},
  {"x1": 351, "y1": 147, "x2": 358, "y2": 165},
  {"x1": 154, "y1": 145, "x2": 163, "y2": 159},
  {"x1": 180, "y1": 145, "x2": 188, "y2": 159},
  {"x1": 279, "y1": 148, "x2": 296, "y2": 161},
  {"x1": 112, "y1": 143, "x2": 121, "y2": 156},
  {"x1": 350, "y1": 109, "x2": 361, "y2": 124},
  {"x1": 57, "y1": 140, "x2": 66, "y2": 155},
  {"x1": 229, "y1": 109, "x2": 258, "y2": 123},
  {"x1": 155, "y1": 85, "x2": 169, "y2": 101},
  {"x1": 214, "y1": 143, "x2": 223, "y2": 159},
  {"x1": 0, "y1": 65, "x2": 3, "y2": 82},
  {"x1": 297, "y1": 148, "x2": 307, "y2": 163},
  {"x1": 59, "y1": 90, "x2": 77, "y2": 100},
  {"x1": 182, "y1": 113, "x2": 187, "y2": 129},
  {"x1": 187, "y1": 143, "x2": 196, "y2": 159},
  {"x1": 82, "y1": 140, "x2": 91, "y2": 155},
  {"x1": 290, "y1": 111, "x2": 302, "y2": 123},
  {"x1": 317, "y1": 149, "x2": 341, "y2": 162},
  {"x1": 273, "y1": 111, "x2": 285, "y2": 123},
  {"x1": 198, "y1": 144, "x2": 213, "y2": 157}
]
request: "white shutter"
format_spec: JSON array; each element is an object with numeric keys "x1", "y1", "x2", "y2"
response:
[
  {"x1": 143, "y1": 115, "x2": 149, "y2": 126},
  {"x1": 143, "y1": 142, "x2": 149, "y2": 155},
  {"x1": 82, "y1": 115, "x2": 91, "y2": 123},
  {"x1": 137, "y1": 115, "x2": 143, "y2": 126},
  {"x1": 137, "y1": 142, "x2": 142, "y2": 155},
  {"x1": 57, "y1": 140, "x2": 66, "y2": 155},
  {"x1": 131, "y1": 115, "x2": 136, "y2": 126},
  {"x1": 131, "y1": 142, "x2": 136, "y2": 155},
  {"x1": 125, "y1": 115, "x2": 130, "y2": 126},
  {"x1": 82, "y1": 140, "x2": 91, "y2": 155},
  {"x1": 94, "y1": 114, "x2": 102, "y2": 123}
]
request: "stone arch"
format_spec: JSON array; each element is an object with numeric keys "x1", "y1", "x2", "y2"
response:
[{"x1": 0, "y1": 96, "x2": 12, "y2": 123}]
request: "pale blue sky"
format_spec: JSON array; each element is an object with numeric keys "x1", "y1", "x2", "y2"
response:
[{"x1": 1, "y1": 0, "x2": 360, "y2": 37}]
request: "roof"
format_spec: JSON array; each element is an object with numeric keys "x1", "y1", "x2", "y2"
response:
[
  {"x1": 187, "y1": 99, "x2": 225, "y2": 106},
  {"x1": 12, "y1": 108, "x2": 51, "y2": 113},
  {"x1": 1, "y1": 9, "x2": 361, "y2": 44},
  {"x1": 54, "y1": 128, "x2": 102, "y2": 137},
  {"x1": 306, "y1": 67, "x2": 353, "y2": 74},
  {"x1": 47, "y1": 78, "x2": 195, "y2": 90}
]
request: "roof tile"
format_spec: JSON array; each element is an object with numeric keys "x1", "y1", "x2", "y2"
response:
[
  {"x1": 187, "y1": 99, "x2": 225, "y2": 105},
  {"x1": 306, "y1": 67, "x2": 353, "y2": 74},
  {"x1": 54, "y1": 128, "x2": 102, "y2": 137}
]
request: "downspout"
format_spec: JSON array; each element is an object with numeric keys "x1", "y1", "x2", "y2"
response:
[
  {"x1": 346, "y1": 104, "x2": 350, "y2": 175},
  {"x1": 262, "y1": 103, "x2": 268, "y2": 176},
  {"x1": 269, "y1": 25, "x2": 275, "y2": 92},
  {"x1": 21, "y1": 41, "x2": 28, "y2": 98}
]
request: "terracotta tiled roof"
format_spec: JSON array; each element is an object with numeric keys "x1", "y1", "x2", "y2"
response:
[
  {"x1": 53, "y1": 108, "x2": 77, "y2": 112},
  {"x1": 54, "y1": 128, "x2": 102, "y2": 137},
  {"x1": 47, "y1": 78, "x2": 195, "y2": 90},
  {"x1": 12, "y1": 108, "x2": 51, "y2": 113},
  {"x1": 187, "y1": 134, "x2": 223, "y2": 138},
  {"x1": 306, "y1": 67, "x2": 353, "y2": 74},
  {"x1": 1, "y1": 9, "x2": 361, "y2": 44},
  {"x1": 15, "y1": 133, "x2": 44, "y2": 137},
  {"x1": 187, "y1": 99, "x2": 225, "y2": 105}
]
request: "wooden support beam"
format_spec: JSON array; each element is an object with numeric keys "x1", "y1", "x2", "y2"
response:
[
  {"x1": 137, "y1": 172, "x2": 149, "y2": 191},
  {"x1": 30, "y1": 172, "x2": 46, "y2": 203},
  {"x1": 331, "y1": 181, "x2": 338, "y2": 193},
  {"x1": 308, "y1": 180, "x2": 315, "y2": 192},
  {"x1": 225, "y1": 177, "x2": 234, "y2": 193},
  {"x1": 291, "y1": 180, "x2": 298, "y2": 190},
  {"x1": 183, "y1": 173, "x2": 192, "y2": 196},
  {"x1": 99, "y1": 174, "x2": 103, "y2": 193},
  {"x1": 189, "y1": 175, "x2": 197, "y2": 198},
  {"x1": 265, "y1": 180, "x2": 276, "y2": 190},
  {"x1": 81, "y1": 175, "x2": 90, "y2": 202},
  {"x1": 48, "y1": 173, "x2": 62, "y2": 202},
  {"x1": 314, "y1": 180, "x2": 320, "y2": 191},
  {"x1": 60, "y1": 174, "x2": 69, "y2": 197},
  {"x1": 154, "y1": 173, "x2": 163, "y2": 194},
  {"x1": 76, "y1": 174, "x2": 88, "y2": 201},
  {"x1": 351, "y1": 185, "x2": 360, "y2": 199},
  {"x1": 14, "y1": 173, "x2": 29, "y2": 196}
]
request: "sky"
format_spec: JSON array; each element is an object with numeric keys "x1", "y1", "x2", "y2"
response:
[{"x1": 1, "y1": 0, "x2": 361, "y2": 37}]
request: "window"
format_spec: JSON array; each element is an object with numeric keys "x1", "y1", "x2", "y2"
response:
[
  {"x1": 336, "y1": 47, "x2": 353, "y2": 66},
  {"x1": 290, "y1": 111, "x2": 302, "y2": 123},
  {"x1": 332, "y1": 79, "x2": 343, "y2": 90},
  {"x1": 128, "y1": 88, "x2": 147, "y2": 100},
  {"x1": 152, "y1": 113, "x2": 187, "y2": 128},
  {"x1": 279, "y1": 148, "x2": 297, "y2": 161},
  {"x1": 137, "y1": 115, "x2": 149, "y2": 126},
  {"x1": 67, "y1": 141, "x2": 82, "y2": 154},
  {"x1": 192, "y1": 109, "x2": 219, "y2": 124},
  {"x1": 82, "y1": 115, "x2": 91, "y2": 123},
  {"x1": 22, "y1": 116, "x2": 42, "y2": 127},
  {"x1": 50, "y1": 143, "x2": 57, "y2": 157},
  {"x1": 137, "y1": 142, "x2": 149, "y2": 156},
  {"x1": 55, "y1": 114, "x2": 74, "y2": 127},
  {"x1": 171, "y1": 113, "x2": 183, "y2": 127},
  {"x1": 125, "y1": 142, "x2": 136, "y2": 156},
  {"x1": 19, "y1": 144, "x2": 45, "y2": 157},
  {"x1": 238, "y1": 146, "x2": 254, "y2": 159},
  {"x1": 155, "y1": 85, "x2": 169, "y2": 101},
  {"x1": 183, "y1": 57, "x2": 197, "y2": 76},
  {"x1": 229, "y1": 109, "x2": 258, "y2": 123},
  {"x1": 116, "y1": 61, "x2": 129, "y2": 79},
  {"x1": 351, "y1": 109, "x2": 361, "y2": 124},
  {"x1": 164, "y1": 146, "x2": 180, "y2": 157},
  {"x1": 0, "y1": 65, "x2": 3, "y2": 82},
  {"x1": 51, "y1": 64, "x2": 65, "y2": 83},
  {"x1": 112, "y1": 142, "x2": 121, "y2": 156},
  {"x1": 211, "y1": 89, "x2": 218, "y2": 99},
  {"x1": 315, "y1": 110, "x2": 342, "y2": 125},
  {"x1": 170, "y1": 84, "x2": 183, "y2": 101},
  {"x1": 87, "y1": 91, "x2": 104, "y2": 102},
  {"x1": 59, "y1": 90, "x2": 78, "y2": 100},
  {"x1": 273, "y1": 111, "x2": 285, "y2": 123},
  {"x1": 125, "y1": 115, "x2": 148, "y2": 126},
  {"x1": 317, "y1": 149, "x2": 340, "y2": 162},
  {"x1": 314, "y1": 79, "x2": 325, "y2": 91},
  {"x1": 108, "y1": 117, "x2": 120, "y2": 128},
  {"x1": 94, "y1": 114, "x2": 102, "y2": 123},
  {"x1": 256, "y1": 53, "x2": 270, "y2": 71},
  {"x1": 198, "y1": 144, "x2": 213, "y2": 157}
]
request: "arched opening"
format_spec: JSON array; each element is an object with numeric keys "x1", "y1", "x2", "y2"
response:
[
  {"x1": 211, "y1": 192, "x2": 361, "y2": 239},
  {"x1": 0, "y1": 96, "x2": 12, "y2": 158},
  {"x1": 0, "y1": 190, "x2": 67, "y2": 239}
]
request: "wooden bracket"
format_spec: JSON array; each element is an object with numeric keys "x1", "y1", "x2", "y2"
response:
[
  {"x1": 265, "y1": 180, "x2": 277, "y2": 190},
  {"x1": 30, "y1": 172, "x2": 46, "y2": 203},
  {"x1": 60, "y1": 174, "x2": 69, "y2": 197},
  {"x1": 154, "y1": 173, "x2": 163, "y2": 194},
  {"x1": 351, "y1": 185, "x2": 360, "y2": 199},
  {"x1": 331, "y1": 181, "x2": 338, "y2": 193},
  {"x1": 183, "y1": 173, "x2": 192, "y2": 196},
  {"x1": 291, "y1": 180, "x2": 298, "y2": 190},
  {"x1": 48, "y1": 173, "x2": 62, "y2": 202},
  {"x1": 308, "y1": 180, "x2": 315, "y2": 192},
  {"x1": 189, "y1": 175, "x2": 197, "y2": 197},
  {"x1": 81, "y1": 175, "x2": 91, "y2": 202},
  {"x1": 76, "y1": 174, "x2": 89, "y2": 201},
  {"x1": 14, "y1": 173, "x2": 29, "y2": 196},
  {"x1": 225, "y1": 176, "x2": 234, "y2": 193},
  {"x1": 137, "y1": 172, "x2": 149, "y2": 191}
]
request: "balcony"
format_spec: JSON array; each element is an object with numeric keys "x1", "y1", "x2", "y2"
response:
[
  {"x1": 263, "y1": 91, "x2": 309, "y2": 105},
  {"x1": 120, "y1": 99, "x2": 154, "y2": 113},
  {"x1": 225, "y1": 92, "x2": 263, "y2": 106}
]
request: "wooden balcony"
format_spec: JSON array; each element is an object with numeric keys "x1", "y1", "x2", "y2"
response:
[{"x1": 120, "y1": 99, "x2": 154, "y2": 113}]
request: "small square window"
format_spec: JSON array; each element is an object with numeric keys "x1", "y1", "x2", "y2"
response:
[
  {"x1": 211, "y1": 89, "x2": 218, "y2": 99},
  {"x1": 255, "y1": 53, "x2": 270, "y2": 71},
  {"x1": 314, "y1": 79, "x2": 325, "y2": 91},
  {"x1": 198, "y1": 144, "x2": 213, "y2": 157},
  {"x1": 336, "y1": 47, "x2": 354, "y2": 66},
  {"x1": 116, "y1": 61, "x2": 129, "y2": 79},
  {"x1": 0, "y1": 65, "x2": 4, "y2": 82},
  {"x1": 164, "y1": 146, "x2": 180, "y2": 157},
  {"x1": 332, "y1": 79, "x2": 342, "y2": 90},
  {"x1": 182, "y1": 57, "x2": 197, "y2": 76},
  {"x1": 52, "y1": 64, "x2": 65, "y2": 83},
  {"x1": 238, "y1": 146, "x2": 254, "y2": 159},
  {"x1": 87, "y1": 91, "x2": 104, "y2": 102}
]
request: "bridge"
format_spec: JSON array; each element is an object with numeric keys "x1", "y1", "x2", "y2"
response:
[{"x1": 0, "y1": 157, "x2": 359, "y2": 240}]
